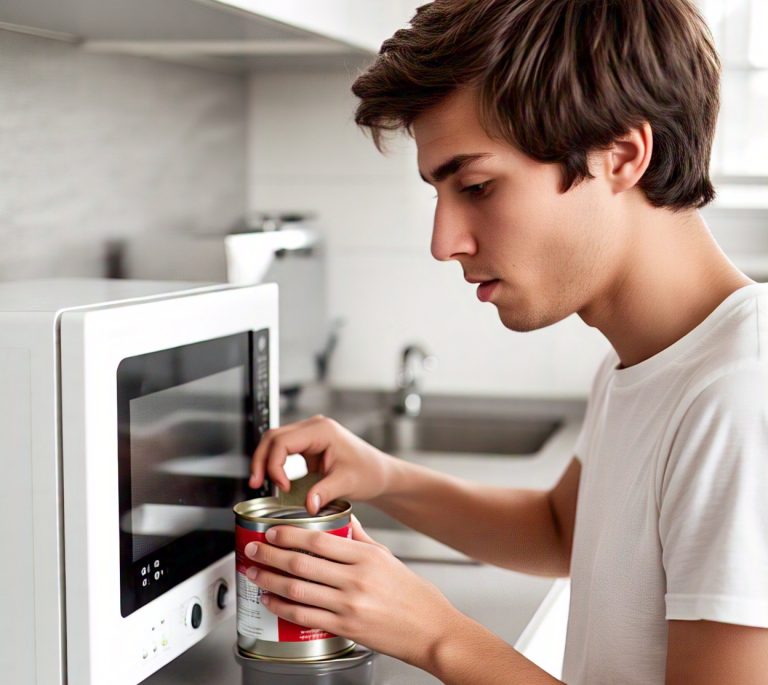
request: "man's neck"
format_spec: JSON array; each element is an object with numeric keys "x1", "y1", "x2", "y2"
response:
[{"x1": 578, "y1": 207, "x2": 754, "y2": 369}]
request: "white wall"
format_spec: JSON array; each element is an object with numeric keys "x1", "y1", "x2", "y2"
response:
[
  {"x1": 247, "y1": 68, "x2": 610, "y2": 398},
  {"x1": 0, "y1": 29, "x2": 248, "y2": 279}
]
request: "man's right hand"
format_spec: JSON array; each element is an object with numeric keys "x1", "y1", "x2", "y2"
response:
[{"x1": 249, "y1": 415, "x2": 397, "y2": 515}]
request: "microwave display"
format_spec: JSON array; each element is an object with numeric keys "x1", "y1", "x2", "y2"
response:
[{"x1": 117, "y1": 330, "x2": 271, "y2": 617}]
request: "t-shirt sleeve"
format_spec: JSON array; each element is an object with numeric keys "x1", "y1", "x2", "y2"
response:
[{"x1": 658, "y1": 363, "x2": 768, "y2": 627}]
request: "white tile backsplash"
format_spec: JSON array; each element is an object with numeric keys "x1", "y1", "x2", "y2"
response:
[
  {"x1": 249, "y1": 175, "x2": 435, "y2": 250},
  {"x1": 0, "y1": 29, "x2": 248, "y2": 278},
  {"x1": 248, "y1": 68, "x2": 417, "y2": 180}
]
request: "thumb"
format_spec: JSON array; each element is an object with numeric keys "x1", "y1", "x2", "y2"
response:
[
  {"x1": 349, "y1": 514, "x2": 389, "y2": 551},
  {"x1": 305, "y1": 468, "x2": 348, "y2": 515}
]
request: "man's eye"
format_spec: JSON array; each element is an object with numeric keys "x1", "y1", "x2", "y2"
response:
[{"x1": 460, "y1": 182, "x2": 491, "y2": 197}]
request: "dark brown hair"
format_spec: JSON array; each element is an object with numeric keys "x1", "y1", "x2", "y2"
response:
[{"x1": 352, "y1": 0, "x2": 720, "y2": 210}]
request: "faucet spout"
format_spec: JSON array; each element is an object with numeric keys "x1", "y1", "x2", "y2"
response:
[{"x1": 394, "y1": 344, "x2": 436, "y2": 416}]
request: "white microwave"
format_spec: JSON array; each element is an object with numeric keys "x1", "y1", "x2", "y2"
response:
[{"x1": 0, "y1": 279, "x2": 279, "y2": 685}]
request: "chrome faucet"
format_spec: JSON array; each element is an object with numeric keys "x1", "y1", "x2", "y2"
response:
[
  {"x1": 315, "y1": 317, "x2": 345, "y2": 382},
  {"x1": 394, "y1": 344, "x2": 437, "y2": 417}
]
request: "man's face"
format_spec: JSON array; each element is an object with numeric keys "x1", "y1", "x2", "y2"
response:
[{"x1": 413, "y1": 88, "x2": 625, "y2": 332}]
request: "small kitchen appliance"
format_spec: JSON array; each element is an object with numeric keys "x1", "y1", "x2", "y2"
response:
[
  {"x1": 0, "y1": 279, "x2": 278, "y2": 685},
  {"x1": 120, "y1": 216, "x2": 333, "y2": 395}
]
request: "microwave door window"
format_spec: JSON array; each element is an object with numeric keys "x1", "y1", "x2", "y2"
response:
[
  {"x1": 117, "y1": 330, "x2": 271, "y2": 617},
  {"x1": 128, "y1": 366, "x2": 245, "y2": 559}
]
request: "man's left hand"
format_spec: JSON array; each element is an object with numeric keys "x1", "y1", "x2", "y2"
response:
[{"x1": 244, "y1": 514, "x2": 464, "y2": 667}]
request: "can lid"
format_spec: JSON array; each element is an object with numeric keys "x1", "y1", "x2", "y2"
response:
[
  {"x1": 270, "y1": 506, "x2": 339, "y2": 519},
  {"x1": 234, "y1": 496, "x2": 351, "y2": 523}
]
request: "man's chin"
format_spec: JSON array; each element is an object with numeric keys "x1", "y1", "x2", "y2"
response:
[
  {"x1": 496, "y1": 304, "x2": 566, "y2": 333},
  {"x1": 498, "y1": 313, "x2": 541, "y2": 333}
]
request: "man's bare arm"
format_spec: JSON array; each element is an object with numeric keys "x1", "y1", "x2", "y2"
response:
[
  {"x1": 666, "y1": 620, "x2": 768, "y2": 684},
  {"x1": 370, "y1": 457, "x2": 581, "y2": 577},
  {"x1": 423, "y1": 613, "x2": 564, "y2": 685}
]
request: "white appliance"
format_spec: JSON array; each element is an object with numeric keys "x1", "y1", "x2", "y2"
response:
[
  {"x1": 0, "y1": 279, "x2": 279, "y2": 685},
  {"x1": 120, "y1": 225, "x2": 331, "y2": 393}
]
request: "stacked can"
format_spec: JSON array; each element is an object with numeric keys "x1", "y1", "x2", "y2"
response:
[{"x1": 234, "y1": 496, "x2": 356, "y2": 662}]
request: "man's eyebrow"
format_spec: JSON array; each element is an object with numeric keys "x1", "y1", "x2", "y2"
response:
[{"x1": 419, "y1": 153, "x2": 493, "y2": 184}]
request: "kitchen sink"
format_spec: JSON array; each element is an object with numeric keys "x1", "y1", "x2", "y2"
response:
[
  {"x1": 352, "y1": 412, "x2": 563, "y2": 542},
  {"x1": 315, "y1": 392, "x2": 583, "y2": 562},
  {"x1": 360, "y1": 413, "x2": 562, "y2": 457}
]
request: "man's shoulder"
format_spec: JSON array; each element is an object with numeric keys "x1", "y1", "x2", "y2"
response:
[
  {"x1": 681, "y1": 358, "x2": 768, "y2": 422},
  {"x1": 681, "y1": 283, "x2": 768, "y2": 412}
]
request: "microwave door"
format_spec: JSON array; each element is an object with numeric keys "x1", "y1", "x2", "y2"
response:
[{"x1": 117, "y1": 330, "x2": 272, "y2": 617}]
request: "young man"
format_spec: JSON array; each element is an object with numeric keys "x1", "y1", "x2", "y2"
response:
[{"x1": 246, "y1": 1, "x2": 768, "y2": 682}]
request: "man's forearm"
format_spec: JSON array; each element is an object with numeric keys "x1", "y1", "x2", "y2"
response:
[
  {"x1": 370, "y1": 457, "x2": 569, "y2": 576},
  {"x1": 422, "y1": 611, "x2": 564, "y2": 685}
]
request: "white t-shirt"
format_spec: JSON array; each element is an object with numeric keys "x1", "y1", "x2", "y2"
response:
[{"x1": 562, "y1": 282, "x2": 768, "y2": 685}]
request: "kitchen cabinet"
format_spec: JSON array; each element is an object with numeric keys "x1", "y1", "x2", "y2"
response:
[
  {"x1": 0, "y1": 0, "x2": 419, "y2": 70},
  {"x1": 212, "y1": 1, "x2": 419, "y2": 54}
]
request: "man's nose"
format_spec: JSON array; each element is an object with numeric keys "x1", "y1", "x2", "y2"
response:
[{"x1": 430, "y1": 202, "x2": 477, "y2": 261}]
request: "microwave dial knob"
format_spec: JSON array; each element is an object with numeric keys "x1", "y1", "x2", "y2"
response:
[
  {"x1": 186, "y1": 599, "x2": 203, "y2": 630},
  {"x1": 215, "y1": 580, "x2": 229, "y2": 610}
]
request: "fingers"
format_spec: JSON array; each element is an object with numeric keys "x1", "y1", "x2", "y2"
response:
[
  {"x1": 249, "y1": 415, "x2": 331, "y2": 492},
  {"x1": 257, "y1": 594, "x2": 340, "y2": 636},
  {"x1": 246, "y1": 544, "x2": 343, "y2": 589},
  {"x1": 246, "y1": 564, "x2": 343, "y2": 612},
  {"x1": 256, "y1": 525, "x2": 360, "y2": 566},
  {"x1": 305, "y1": 466, "x2": 351, "y2": 515}
]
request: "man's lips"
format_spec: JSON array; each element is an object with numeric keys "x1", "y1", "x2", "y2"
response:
[
  {"x1": 464, "y1": 275, "x2": 501, "y2": 302},
  {"x1": 476, "y1": 279, "x2": 500, "y2": 302},
  {"x1": 464, "y1": 276, "x2": 500, "y2": 302},
  {"x1": 464, "y1": 275, "x2": 495, "y2": 284}
]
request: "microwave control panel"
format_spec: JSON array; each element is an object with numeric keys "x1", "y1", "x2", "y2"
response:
[
  {"x1": 253, "y1": 328, "x2": 270, "y2": 441},
  {"x1": 131, "y1": 554, "x2": 235, "y2": 681}
]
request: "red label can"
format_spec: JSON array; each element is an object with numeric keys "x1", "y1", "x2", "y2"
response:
[{"x1": 234, "y1": 497, "x2": 354, "y2": 661}]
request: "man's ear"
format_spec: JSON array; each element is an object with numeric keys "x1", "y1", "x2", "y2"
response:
[{"x1": 601, "y1": 122, "x2": 653, "y2": 196}]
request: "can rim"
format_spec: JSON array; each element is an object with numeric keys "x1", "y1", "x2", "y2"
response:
[
  {"x1": 235, "y1": 642, "x2": 359, "y2": 664},
  {"x1": 234, "y1": 496, "x2": 351, "y2": 524}
]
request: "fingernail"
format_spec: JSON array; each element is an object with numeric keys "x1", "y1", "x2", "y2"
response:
[
  {"x1": 245, "y1": 542, "x2": 259, "y2": 559},
  {"x1": 260, "y1": 594, "x2": 270, "y2": 606},
  {"x1": 249, "y1": 475, "x2": 259, "y2": 488},
  {"x1": 246, "y1": 567, "x2": 259, "y2": 581},
  {"x1": 312, "y1": 493, "x2": 321, "y2": 513},
  {"x1": 265, "y1": 528, "x2": 277, "y2": 542}
]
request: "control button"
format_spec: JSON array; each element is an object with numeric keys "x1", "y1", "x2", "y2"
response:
[
  {"x1": 215, "y1": 580, "x2": 229, "y2": 610},
  {"x1": 191, "y1": 603, "x2": 202, "y2": 629},
  {"x1": 186, "y1": 601, "x2": 203, "y2": 630}
]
